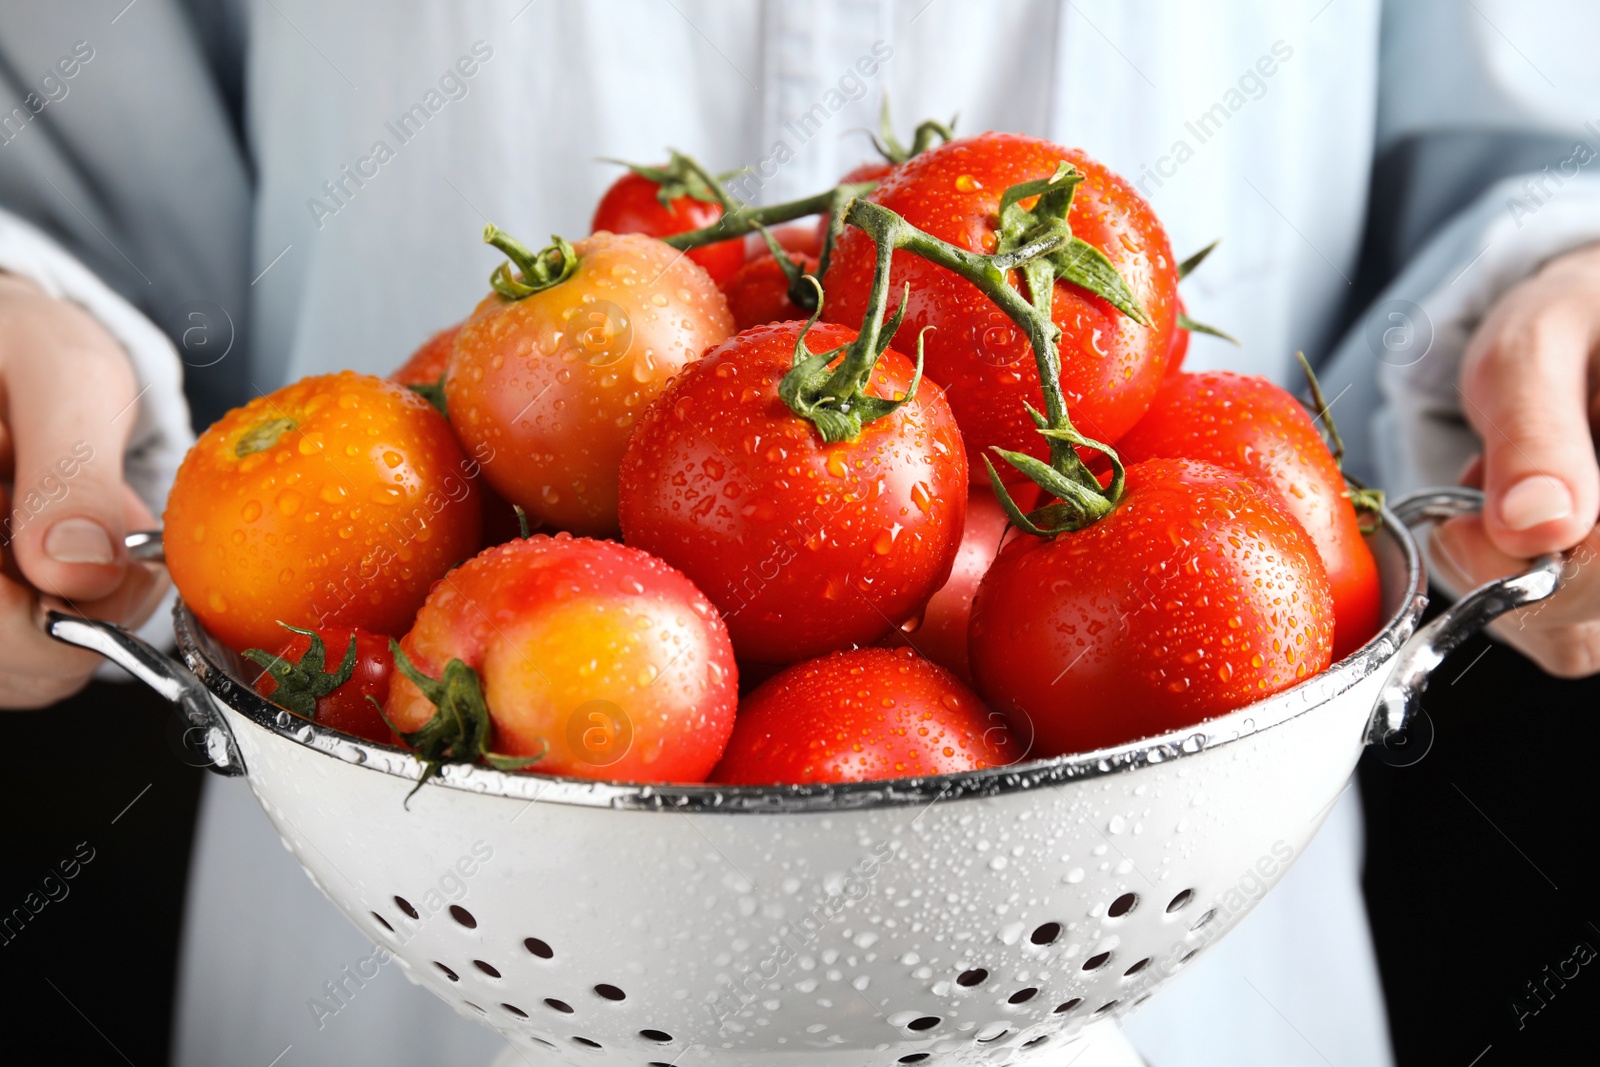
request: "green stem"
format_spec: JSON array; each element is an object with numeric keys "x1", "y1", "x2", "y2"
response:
[
  {"x1": 662, "y1": 181, "x2": 877, "y2": 252},
  {"x1": 1296, "y1": 350, "x2": 1385, "y2": 528},
  {"x1": 484, "y1": 226, "x2": 579, "y2": 301},
  {"x1": 840, "y1": 186, "x2": 1137, "y2": 535}
]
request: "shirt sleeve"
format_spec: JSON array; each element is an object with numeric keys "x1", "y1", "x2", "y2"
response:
[{"x1": 1317, "y1": 171, "x2": 1600, "y2": 498}]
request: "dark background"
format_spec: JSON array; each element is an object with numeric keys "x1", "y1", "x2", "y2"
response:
[{"x1": 1, "y1": 608, "x2": 1596, "y2": 1065}]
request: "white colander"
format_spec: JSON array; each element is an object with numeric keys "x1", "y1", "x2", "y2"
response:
[{"x1": 45, "y1": 487, "x2": 1560, "y2": 1066}]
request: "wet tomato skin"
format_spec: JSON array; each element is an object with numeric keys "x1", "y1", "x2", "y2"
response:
[
  {"x1": 969, "y1": 458, "x2": 1333, "y2": 758},
  {"x1": 164, "y1": 372, "x2": 483, "y2": 653},
  {"x1": 824, "y1": 133, "x2": 1178, "y2": 482},
  {"x1": 711, "y1": 646, "x2": 1018, "y2": 784},
  {"x1": 1115, "y1": 372, "x2": 1381, "y2": 659},
  {"x1": 592, "y1": 169, "x2": 745, "y2": 284},
  {"x1": 446, "y1": 231, "x2": 734, "y2": 538},
  {"x1": 251, "y1": 626, "x2": 399, "y2": 746},
  {"x1": 1165, "y1": 298, "x2": 1189, "y2": 376},
  {"x1": 386, "y1": 534, "x2": 738, "y2": 783},
  {"x1": 617, "y1": 320, "x2": 967, "y2": 665},
  {"x1": 744, "y1": 223, "x2": 822, "y2": 262},
  {"x1": 720, "y1": 252, "x2": 819, "y2": 331},
  {"x1": 881, "y1": 484, "x2": 1017, "y2": 683},
  {"x1": 390, "y1": 323, "x2": 460, "y2": 387}
]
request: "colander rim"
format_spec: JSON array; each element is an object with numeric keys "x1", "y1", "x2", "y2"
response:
[{"x1": 174, "y1": 502, "x2": 1423, "y2": 812}]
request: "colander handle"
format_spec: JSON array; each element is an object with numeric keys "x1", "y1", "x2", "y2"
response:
[
  {"x1": 35, "y1": 529, "x2": 245, "y2": 775},
  {"x1": 1367, "y1": 487, "x2": 1567, "y2": 766}
]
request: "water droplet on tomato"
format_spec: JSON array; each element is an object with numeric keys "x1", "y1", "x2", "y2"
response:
[
  {"x1": 240, "y1": 500, "x2": 262, "y2": 523},
  {"x1": 275, "y1": 489, "x2": 302, "y2": 516}
]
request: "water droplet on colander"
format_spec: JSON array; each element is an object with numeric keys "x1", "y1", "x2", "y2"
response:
[{"x1": 1181, "y1": 734, "x2": 1205, "y2": 754}]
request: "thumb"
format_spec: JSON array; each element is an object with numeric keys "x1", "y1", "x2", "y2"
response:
[
  {"x1": 1460, "y1": 304, "x2": 1600, "y2": 559},
  {"x1": 3, "y1": 302, "x2": 142, "y2": 602}
]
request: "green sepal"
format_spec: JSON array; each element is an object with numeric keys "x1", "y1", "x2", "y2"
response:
[
  {"x1": 751, "y1": 221, "x2": 823, "y2": 314},
  {"x1": 603, "y1": 151, "x2": 741, "y2": 208},
  {"x1": 385, "y1": 639, "x2": 545, "y2": 805},
  {"x1": 485, "y1": 227, "x2": 579, "y2": 301},
  {"x1": 868, "y1": 96, "x2": 957, "y2": 164},
  {"x1": 1294, "y1": 350, "x2": 1385, "y2": 531},
  {"x1": 1176, "y1": 312, "x2": 1239, "y2": 345},
  {"x1": 995, "y1": 162, "x2": 1150, "y2": 326},
  {"x1": 988, "y1": 446, "x2": 1115, "y2": 534},
  {"x1": 983, "y1": 455, "x2": 1052, "y2": 538},
  {"x1": 1055, "y1": 237, "x2": 1152, "y2": 326},
  {"x1": 243, "y1": 623, "x2": 357, "y2": 720},
  {"x1": 776, "y1": 283, "x2": 922, "y2": 444},
  {"x1": 1177, "y1": 239, "x2": 1220, "y2": 280},
  {"x1": 235, "y1": 418, "x2": 296, "y2": 458},
  {"x1": 406, "y1": 373, "x2": 449, "y2": 417}
]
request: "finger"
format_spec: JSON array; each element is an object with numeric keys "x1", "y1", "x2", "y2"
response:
[
  {"x1": 1432, "y1": 515, "x2": 1600, "y2": 677},
  {"x1": 2, "y1": 297, "x2": 141, "y2": 601},
  {"x1": 0, "y1": 492, "x2": 168, "y2": 710},
  {"x1": 1460, "y1": 301, "x2": 1600, "y2": 558}
]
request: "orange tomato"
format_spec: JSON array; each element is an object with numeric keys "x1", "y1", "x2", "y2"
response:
[
  {"x1": 164, "y1": 372, "x2": 484, "y2": 652},
  {"x1": 446, "y1": 231, "x2": 733, "y2": 537},
  {"x1": 389, "y1": 323, "x2": 460, "y2": 389}
]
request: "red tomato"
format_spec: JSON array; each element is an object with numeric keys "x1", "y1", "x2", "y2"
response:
[
  {"x1": 617, "y1": 320, "x2": 968, "y2": 665},
  {"x1": 720, "y1": 252, "x2": 819, "y2": 331},
  {"x1": 969, "y1": 458, "x2": 1334, "y2": 757},
  {"x1": 711, "y1": 647, "x2": 1019, "y2": 784},
  {"x1": 246, "y1": 625, "x2": 398, "y2": 745},
  {"x1": 744, "y1": 223, "x2": 822, "y2": 262},
  {"x1": 1114, "y1": 371, "x2": 1381, "y2": 659},
  {"x1": 390, "y1": 323, "x2": 460, "y2": 389},
  {"x1": 824, "y1": 134, "x2": 1178, "y2": 483},
  {"x1": 814, "y1": 163, "x2": 893, "y2": 246},
  {"x1": 840, "y1": 161, "x2": 894, "y2": 186},
  {"x1": 1166, "y1": 298, "x2": 1190, "y2": 376},
  {"x1": 882, "y1": 485, "x2": 1017, "y2": 683},
  {"x1": 446, "y1": 231, "x2": 733, "y2": 537},
  {"x1": 592, "y1": 169, "x2": 744, "y2": 284},
  {"x1": 386, "y1": 534, "x2": 738, "y2": 783},
  {"x1": 389, "y1": 322, "x2": 524, "y2": 542},
  {"x1": 164, "y1": 372, "x2": 483, "y2": 653}
]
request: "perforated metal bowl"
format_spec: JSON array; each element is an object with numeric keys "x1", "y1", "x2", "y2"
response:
[{"x1": 46, "y1": 488, "x2": 1559, "y2": 1065}]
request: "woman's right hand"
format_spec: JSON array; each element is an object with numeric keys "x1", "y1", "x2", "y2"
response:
[{"x1": 0, "y1": 272, "x2": 169, "y2": 709}]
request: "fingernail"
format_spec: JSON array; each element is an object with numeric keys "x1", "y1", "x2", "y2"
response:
[
  {"x1": 45, "y1": 518, "x2": 116, "y2": 565},
  {"x1": 1500, "y1": 475, "x2": 1573, "y2": 531}
]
